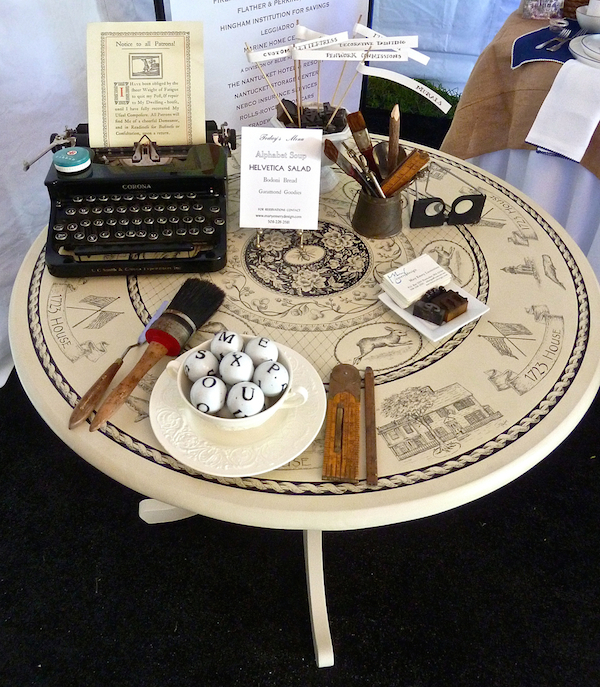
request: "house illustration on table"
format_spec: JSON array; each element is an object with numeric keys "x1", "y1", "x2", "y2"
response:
[{"x1": 378, "y1": 383, "x2": 502, "y2": 460}]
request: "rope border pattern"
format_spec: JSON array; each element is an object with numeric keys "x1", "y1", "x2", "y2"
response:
[{"x1": 26, "y1": 157, "x2": 590, "y2": 497}]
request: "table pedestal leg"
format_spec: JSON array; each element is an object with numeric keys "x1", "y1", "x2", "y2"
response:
[
  {"x1": 303, "y1": 529, "x2": 334, "y2": 668},
  {"x1": 138, "y1": 498, "x2": 197, "y2": 524}
]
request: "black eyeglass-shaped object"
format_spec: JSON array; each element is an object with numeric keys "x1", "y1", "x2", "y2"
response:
[
  {"x1": 409, "y1": 162, "x2": 486, "y2": 228},
  {"x1": 410, "y1": 193, "x2": 486, "y2": 228}
]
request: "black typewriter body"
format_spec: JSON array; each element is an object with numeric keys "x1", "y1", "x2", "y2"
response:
[{"x1": 44, "y1": 129, "x2": 228, "y2": 277}]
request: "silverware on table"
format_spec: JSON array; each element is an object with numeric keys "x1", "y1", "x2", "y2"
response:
[
  {"x1": 547, "y1": 29, "x2": 586, "y2": 52},
  {"x1": 535, "y1": 28, "x2": 571, "y2": 50}
]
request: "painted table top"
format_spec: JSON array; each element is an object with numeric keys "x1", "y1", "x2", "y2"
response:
[{"x1": 10, "y1": 141, "x2": 600, "y2": 531}]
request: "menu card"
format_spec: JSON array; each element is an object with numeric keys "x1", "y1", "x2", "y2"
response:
[
  {"x1": 239, "y1": 126, "x2": 323, "y2": 231},
  {"x1": 86, "y1": 22, "x2": 205, "y2": 148}
]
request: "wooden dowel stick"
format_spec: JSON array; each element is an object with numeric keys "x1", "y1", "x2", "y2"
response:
[
  {"x1": 364, "y1": 367, "x2": 378, "y2": 486},
  {"x1": 326, "y1": 50, "x2": 370, "y2": 129},
  {"x1": 330, "y1": 15, "x2": 361, "y2": 107},
  {"x1": 245, "y1": 44, "x2": 294, "y2": 124}
]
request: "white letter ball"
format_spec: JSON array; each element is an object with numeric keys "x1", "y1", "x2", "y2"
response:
[
  {"x1": 244, "y1": 336, "x2": 279, "y2": 366},
  {"x1": 189, "y1": 375, "x2": 227, "y2": 414},
  {"x1": 183, "y1": 349, "x2": 219, "y2": 382},
  {"x1": 253, "y1": 360, "x2": 290, "y2": 397},
  {"x1": 219, "y1": 351, "x2": 255, "y2": 385},
  {"x1": 226, "y1": 381, "x2": 265, "y2": 418},
  {"x1": 210, "y1": 330, "x2": 244, "y2": 360}
]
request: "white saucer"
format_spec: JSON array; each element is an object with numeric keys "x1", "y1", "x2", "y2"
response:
[
  {"x1": 569, "y1": 36, "x2": 600, "y2": 68},
  {"x1": 581, "y1": 34, "x2": 600, "y2": 58},
  {"x1": 149, "y1": 344, "x2": 326, "y2": 478},
  {"x1": 378, "y1": 282, "x2": 490, "y2": 343}
]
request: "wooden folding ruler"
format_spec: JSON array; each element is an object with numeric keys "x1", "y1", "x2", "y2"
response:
[{"x1": 322, "y1": 364, "x2": 362, "y2": 483}]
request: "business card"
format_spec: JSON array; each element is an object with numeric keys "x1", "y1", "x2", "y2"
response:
[{"x1": 382, "y1": 254, "x2": 452, "y2": 308}]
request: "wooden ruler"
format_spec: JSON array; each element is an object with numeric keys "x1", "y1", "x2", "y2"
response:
[
  {"x1": 381, "y1": 149, "x2": 430, "y2": 197},
  {"x1": 364, "y1": 366, "x2": 378, "y2": 486},
  {"x1": 322, "y1": 364, "x2": 361, "y2": 483}
]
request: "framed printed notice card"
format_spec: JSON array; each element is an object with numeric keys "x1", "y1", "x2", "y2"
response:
[{"x1": 86, "y1": 22, "x2": 206, "y2": 148}]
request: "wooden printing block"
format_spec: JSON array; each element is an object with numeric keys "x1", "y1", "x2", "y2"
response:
[
  {"x1": 430, "y1": 289, "x2": 468, "y2": 322},
  {"x1": 412, "y1": 299, "x2": 446, "y2": 325}
]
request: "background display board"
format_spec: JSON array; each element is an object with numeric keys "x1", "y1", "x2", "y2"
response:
[{"x1": 167, "y1": 0, "x2": 371, "y2": 130}]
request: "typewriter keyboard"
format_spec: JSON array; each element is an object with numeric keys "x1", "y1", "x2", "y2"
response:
[{"x1": 51, "y1": 191, "x2": 225, "y2": 255}]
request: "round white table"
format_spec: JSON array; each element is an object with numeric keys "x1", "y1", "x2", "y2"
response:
[{"x1": 10, "y1": 142, "x2": 600, "y2": 667}]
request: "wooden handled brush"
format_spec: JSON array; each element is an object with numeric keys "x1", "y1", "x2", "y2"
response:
[
  {"x1": 88, "y1": 279, "x2": 225, "y2": 432},
  {"x1": 347, "y1": 111, "x2": 382, "y2": 182},
  {"x1": 323, "y1": 139, "x2": 372, "y2": 194}
]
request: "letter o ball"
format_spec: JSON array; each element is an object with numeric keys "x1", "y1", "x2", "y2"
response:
[{"x1": 189, "y1": 375, "x2": 227, "y2": 414}]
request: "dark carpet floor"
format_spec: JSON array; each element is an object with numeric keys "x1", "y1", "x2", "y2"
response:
[{"x1": 1, "y1": 367, "x2": 600, "y2": 686}]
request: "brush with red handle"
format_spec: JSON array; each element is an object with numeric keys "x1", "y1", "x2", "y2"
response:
[
  {"x1": 89, "y1": 278, "x2": 225, "y2": 432},
  {"x1": 346, "y1": 110, "x2": 382, "y2": 182},
  {"x1": 323, "y1": 139, "x2": 376, "y2": 195}
]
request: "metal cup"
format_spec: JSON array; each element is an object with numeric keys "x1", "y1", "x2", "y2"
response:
[{"x1": 351, "y1": 189, "x2": 403, "y2": 239}]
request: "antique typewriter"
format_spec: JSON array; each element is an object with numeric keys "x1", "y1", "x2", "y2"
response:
[{"x1": 40, "y1": 123, "x2": 234, "y2": 277}]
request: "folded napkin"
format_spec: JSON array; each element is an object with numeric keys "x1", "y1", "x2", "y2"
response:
[
  {"x1": 526, "y1": 59, "x2": 600, "y2": 161},
  {"x1": 511, "y1": 20, "x2": 578, "y2": 68}
]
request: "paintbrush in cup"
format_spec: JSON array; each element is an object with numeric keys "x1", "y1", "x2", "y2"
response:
[
  {"x1": 346, "y1": 111, "x2": 382, "y2": 182},
  {"x1": 89, "y1": 278, "x2": 225, "y2": 432},
  {"x1": 323, "y1": 139, "x2": 373, "y2": 194}
]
